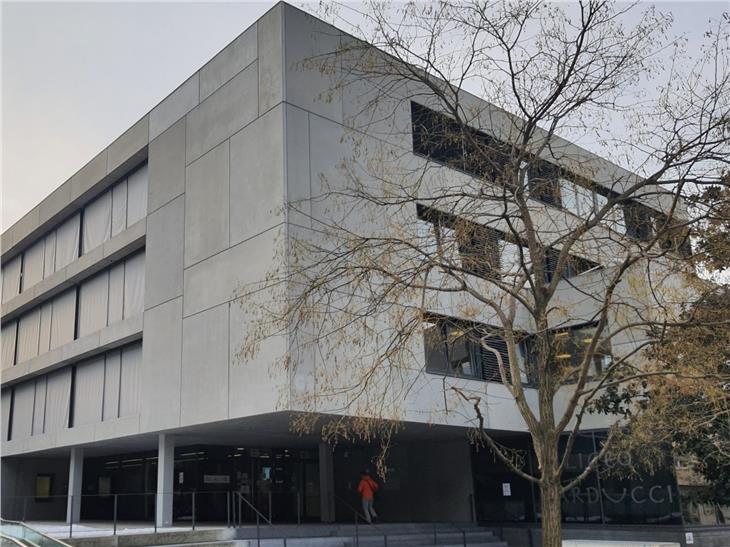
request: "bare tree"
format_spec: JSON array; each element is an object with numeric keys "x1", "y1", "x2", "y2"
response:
[{"x1": 238, "y1": 2, "x2": 729, "y2": 545}]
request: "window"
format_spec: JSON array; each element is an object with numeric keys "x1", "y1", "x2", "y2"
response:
[
  {"x1": 543, "y1": 248, "x2": 600, "y2": 283},
  {"x1": 424, "y1": 316, "x2": 524, "y2": 384},
  {"x1": 526, "y1": 161, "x2": 561, "y2": 207},
  {"x1": 560, "y1": 178, "x2": 596, "y2": 218},
  {"x1": 35, "y1": 474, "x2": 53, "y2": 501},
  {"x1": 623, "y1": 201, "x2": 655, "y2": 241},
  {"x1": 411, "y1": 102, "x2": 509, "y2": 182},
  {"x1": 552, "y1": 323, "x2": 612, "y2": 379}
]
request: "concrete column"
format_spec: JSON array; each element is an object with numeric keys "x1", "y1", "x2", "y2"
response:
[
  {"x1": 66, "y1": 448, "x2": 83, "y2": 524},
  {"x1": 318, "y1": 443, "x2": 336, "y2": 522},
  {"x1": 156, "y1": 434, "x2": 175, "y2": 528}
]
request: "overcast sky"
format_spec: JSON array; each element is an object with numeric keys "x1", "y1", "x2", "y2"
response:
[{"x1": 2, "y1": 1, "x2": 727, "y2": 231}]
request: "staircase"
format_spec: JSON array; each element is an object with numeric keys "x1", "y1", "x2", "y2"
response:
[{"x1": 145, "y1": 523, "x2": 508, "y2": 547}]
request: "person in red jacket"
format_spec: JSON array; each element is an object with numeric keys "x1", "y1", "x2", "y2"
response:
[{"x1": 357, "y1": 469, "x2": 379, "y2": 523}]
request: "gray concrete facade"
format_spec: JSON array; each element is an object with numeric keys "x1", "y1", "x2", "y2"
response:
[{"x1": 0, "y1": 2, "x2": 697, "y2": 532}]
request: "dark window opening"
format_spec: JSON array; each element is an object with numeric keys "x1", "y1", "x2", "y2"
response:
[
  {"x1": 624, "y1": 201, "x2": 655, "y2": 241},
  {"x1": 552, "y1": 323, "x2": 612, "y2": 380},
  {"x1": 543, "y1": 248, "x2": 601, "y2": 283},
  {"x1": 527, "y1": 161, "x2": 562, "y2": 207},
  {"x1": 424, "y1": 316, "x2": 525, "y2": 384}
]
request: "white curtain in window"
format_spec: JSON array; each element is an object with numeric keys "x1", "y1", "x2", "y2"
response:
[
  {"x1": 44, "y1": 368, "x2": 72, "y2": 433},
  {"x1": 438, "y1": 226, "x2": 461, "y2": 267},
  {"x1": 50, "y1": 288, "x2": 77, "y2": 349},
  {"x1": 123, "y1": 253, "x2": 145, "y2": 318},
  {"x1": 2, "y1": 255, "x2": 22, "y2": 303},
  {"x1": 55, "y1": 214, "x2": 80, "y2": 270},
  {"x1": 574, "y1": 185, "x2": 595, "y2": 218},
  {"x1": 38, "y1": 301, "x2": 53, "y2": 355},
  {"x1": 16, "y1": 308, "x2": 41, "y2": 363},
  {"x1": 44, "y1": 231, "x2": 57, "y2": 278},
  {"x1": 499, "y1": 240, "x2": 525, "y2": 278},
  {"x1": 73, "y1": 357, "x2": 104, "y2": 426},
  {"x1": 111, "y1": 180, "x2": 128, "y2": 237},
  {"x1": 83, "y1": 191, "x2": 112, "y2": 253},
  {"x1": 119, "y1": 343, "x2": 141, "y2": 417},
  {"x1": 1, "y1": 321, "x2": 17, "y2": 369},
  {"x1": 102, "y1": 350, "x2": 121, "y2": 421},
  {"x1": 559, "y1": 179, "x2": 579, "y2": 216},
  {"x1": 1, "y1": 389, "x2": 11, "y2": 439},
  {"x1": 78, "y1": 271, "x2": 109, "y2": 337},
  {"x1": 416, "y1": 219, "x2": 438, "y2": 256},
  {"x1": 107, "y1": 262, "x2": 125, "y2": 325},
  {"x1": 126, "y1": 164, "x2": 148, "y2": 226},
  {"x1": 32, "y1": 376, "x2": 47, "y2": 436},
  {"x1": 11, "y1": 382, "x2": 35, "y2": 439},
  {"x1": 23, "y1": 239, "x2": 45, "y2": 290}
]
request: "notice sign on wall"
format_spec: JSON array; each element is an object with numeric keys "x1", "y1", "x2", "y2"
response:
[
  {"x1": 203, "y1": 474, "x2": 231, "y2": 484},
  {"x1": 502, "y1": 483, "x2": 512, "y2": 497},
  {"x1": 685, "y1": 532, "x2": 694, "y2": 544}
]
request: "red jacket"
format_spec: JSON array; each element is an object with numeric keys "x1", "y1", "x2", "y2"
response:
[{"x1": 357, "y1": 476, "x2": 379, "y2": 500}]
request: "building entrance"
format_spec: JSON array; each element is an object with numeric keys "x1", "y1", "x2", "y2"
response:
[{"x1": 80, "y1": 444, "x2": 321, "y2": 523}]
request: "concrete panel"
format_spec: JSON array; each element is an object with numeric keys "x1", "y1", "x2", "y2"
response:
[
  {"x1": 283, "y1": 6, "x2": 343, "y2": 123},
  {"x1": 257, "y1": 6, "x2": 283, "y2": 115},
  {"x1": 229, "y1": 105, "x2": 285, "y2": 246},
  {"x1": 148, "y1": 118, "x2": 186, "y2": 213},
  {"x1": 229, "y1": 297, "x2": 287, "y2": 418},
  {"x1": 149, "y1": 73, "x2": 199, "y2": 141},
  {"x1": 108, "y1": 117, "x2": 150, "y2": 174},
  {"x1": 200, "y1": 25, "x2": 257, "y2": 101},
  {"x1": 186, "y1": 63, "x2": 258, "y2": 163},
  {"x1": 145, "y1": 195, "x2": 184, "y2": 309},
  {"x1": 183, "y1": 226, "x2": 283, "y2": 317},
  {"x1": 140, "y1": 297, "x2": 182, "y2": 431},
  {"x1": 38, "y1": 182, "x2": 72, "y2": 226},
  {"x1": 285, "y1": 105, "x2": 311, "y2": 225},
  {"x1": 70, "y1": 150, "x2": 108, "y2": 202},
  {"x1": 184, "y1": 140, "x2": 230, "y2": 267},
  {"x1": 181, "y1": 303, "x2": 229, "y2": 425}
]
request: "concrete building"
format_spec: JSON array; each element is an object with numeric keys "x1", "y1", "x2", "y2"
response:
[{"x1": 0, "y1": 2, "x2": 707, "y2": 538}]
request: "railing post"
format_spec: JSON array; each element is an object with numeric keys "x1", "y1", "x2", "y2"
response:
[
  {"x1": 355, "y1": 511, "x2": 359, "y2": 547},
  {"x1": 154, "y1": 493, "x2": 158, "y2": 533},
  {"x1": 192, "y1": 491, "x2": 196, "y2": 531},
  {"x1": 113, "y1": 494, "x2": 118, "y2": 535},
  {"x1": 469, "y1": 493, "x2": 476, "y2": 524},
  {"x1": 22, "y1": 496, "x2": 27, "y2": 522},
  {"x1": 296, "y1": 491, "x2": 301, "y2": 525},
  {"x1": 268, "y1": 491, "x2": 272, "y2": 523},
  {"x1": 256, "y1": 513, "x2": 261, "y2": 547},
  {"x1": 462, "y1": 529, "x2": 466, "y2": 547},
  {"x1": 433, "y1": 522, "x2": 437, "y2": 545},
  {"x1": 69, "y1": 495, "x2": 73, "y2": 539},
  {"x1": 238, "y1": 494, "x2": 242, "y2": 528},
  {"x1": 226, "y1": 491, "x2": 230, "y2": 528}
]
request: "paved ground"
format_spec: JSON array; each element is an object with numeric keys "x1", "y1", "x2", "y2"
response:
[{"x1": 26, "y1": 521, "x2": 224, "y2": 539}]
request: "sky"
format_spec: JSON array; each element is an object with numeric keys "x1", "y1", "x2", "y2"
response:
[{"x1": 1, "y1": 1, "x2": 727, "y2": 231}]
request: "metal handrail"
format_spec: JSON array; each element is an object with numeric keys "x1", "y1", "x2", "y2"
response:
[
  {"x1": 0, "y1": 519, "x2": 72, "y2": 547},
  {"x1": 235, "y1": 492, "x2": 272, "y2": 526},
  {"x1": 0, "y1": 533, "x2": 26, "y2": 546}
]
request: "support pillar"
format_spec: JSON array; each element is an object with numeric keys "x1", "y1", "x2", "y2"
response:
[
  {"x1": 66, "y1": 448, "x2": 83, "y2": 524},
  {"x1": 156, "y1": 434, "x2": 175, "y2": 528},
  {"x1": 319, "y1": 442, "x2": 336, "y2": 522}
]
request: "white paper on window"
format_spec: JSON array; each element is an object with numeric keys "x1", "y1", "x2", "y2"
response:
[
  {"x1": 1, "y1": 321, "x2": 17, "y2": 369},
  {"x1": 55, "y1": 214, "x2": 80, "y2": 270},
  {"x1": 44, "y1": 231, "x2": 57, "y2": 279},
  {"x1": 38, "y1": 301, "x2": 53, "y2": 356},
  {"x1": 2, "y1": 255, "x2": 22, "y2": 303},
  {"x1": 111, "y1": 180, "x2": 128, "y2": 237},
  {"x1": 83, "y1": 191, "x2": 112, "y2": 253},
  {"x1": 16, "y1": 308, "x2": 41, "y2": 363},
  {"x1": 32, "y1": 376, "x2": 47, "y2": 436},
  {"x1": 11, "y1": 381, "x2": 35, "y2": 439},
  {"x1": 45, "y1": 368, "x2": 72, "y2": 433},
  {"x1": 119, "y1": 343, "x2": 141, "y2": 417},
  {"x1": 574, "y1": 185, "x2": 595, "y2": 219},
  {"x1": 23, "y1": 239, "x2": 45, "y2": 291},
  {"x1": 606, "y1": 207, "x2": 626, "y2": 235},
  {"x1": 73, "y1": 357, "x2": 104, "y2": 426},
  {"x1": 50, "y1": 288, "x2": 77, "y2": 349},
  {"x1": 559, "y1": 179, "x2": 579, "y2": 216},
  {"x1": 499, "y1": 241, "x2": 524, "y2": 278},
  {"x1": 126, "y1": 164, "x2": 148, "y2": 226},
  {"x1": 102, "y1": 350, "x2": 121, "y2": 421},
  {"x1": 78, "y1": 271, "x2": 109, "y2": 337},
  {"x1": 107, "y1": 262, "x2": 125, "y2": 325},
  {"x1": 1, "y1": 389, "x2": 11, "y2": 439},
  {"x1": 123, "y1": 253, "x2": 145, "y2": 318}
]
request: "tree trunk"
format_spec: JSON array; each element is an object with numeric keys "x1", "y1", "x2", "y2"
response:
[{"x1": 540, "y1": 479, "x2": 562, "y2": 547}]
